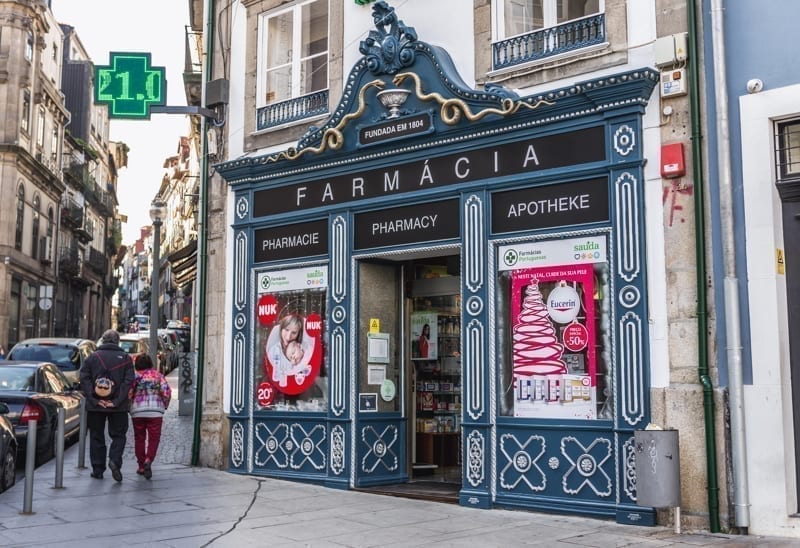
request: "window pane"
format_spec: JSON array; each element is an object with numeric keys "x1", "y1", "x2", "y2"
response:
[
  {"x1": 505, "y1": 0, "x2": 543, "y2": 35},
  {"x1": 778, "y1": 121, "x2": 800, "y2": 178},
  {"x1": 267, "y1": 11, "x2": 293, "y2": 69},
  {"x1": 253, "y1": 267, "x2": 328, "y2": 413},
  {"x1": 301, "y1": 54, "x2": 328, "y2": 95},
  {"x1": 496, "y1": 237, "x2": 611, "y2": 420},
  {"x1": 301, "y1": 1, "x2": 328, "y2": 57},
  {"x1": 557, "y1": 0, "x2": 600, "y2": 23},
  {"x1": 265, "y1": 66, "x2": 292, "y2": 103}
]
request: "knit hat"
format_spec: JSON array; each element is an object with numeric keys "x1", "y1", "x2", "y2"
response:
[{"x1": 101, "y1": 329, "x2": 120, "y2": 345}]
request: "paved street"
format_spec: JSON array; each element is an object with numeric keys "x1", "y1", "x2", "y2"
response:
[{"x1": 0, "y1": 369, "x2": 794, "y2": 547}]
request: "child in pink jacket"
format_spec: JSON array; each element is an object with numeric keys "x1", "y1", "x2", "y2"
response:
[{"x1": 129, "y1": 354, "x2": 171, "y2": 479}]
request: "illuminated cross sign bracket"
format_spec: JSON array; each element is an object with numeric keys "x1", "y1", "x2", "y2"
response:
[{"x1": 95, "y1": 52, "x2": 166, "y2": 119}]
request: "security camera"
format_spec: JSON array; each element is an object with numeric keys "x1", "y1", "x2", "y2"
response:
[{"x1": 746, "y1": 79, "x2": 763, "y2": 94}]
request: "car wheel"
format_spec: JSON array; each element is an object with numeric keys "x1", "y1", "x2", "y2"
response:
[{"x1": 0, "y1": 446, "x2": 16, "y2": 492}]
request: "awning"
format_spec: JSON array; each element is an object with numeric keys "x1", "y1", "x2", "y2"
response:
[{"x1": 168, "y1": 239, "x2": 198, "y2": 286}]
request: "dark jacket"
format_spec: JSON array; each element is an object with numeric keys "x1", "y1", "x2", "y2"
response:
[{"x1": 79, "y1": 342, "x2": 135, "y2": 413}]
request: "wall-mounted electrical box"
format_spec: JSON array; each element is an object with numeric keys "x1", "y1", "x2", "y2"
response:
[
  {"x1": 655, "y1": 33, "x2": 689, "y2": 67},
  {"x1": 661, "y1": 68, "x2": 687, "y2": 98},
  {"x1": 661, "y1": 143, "x2": 686, "y2": 178}
]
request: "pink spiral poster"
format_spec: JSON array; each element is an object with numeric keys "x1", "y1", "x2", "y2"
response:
[{"x1": 510, "y1": 264, "x2": 596, "y2": 418}]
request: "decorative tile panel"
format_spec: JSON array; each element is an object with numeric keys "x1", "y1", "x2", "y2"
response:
[
  {"x1": 467, "y1": 429, "x2": 485, "y2": 487},
  {"x1": 231, "y1": 332, "x2": 245, "y2": 414},
  {"x1": 561, "y1": 436, "x2": 613, "y2": 497},
  {"x1": 615, "y1": 173, "x2": 640, "y2": 283},
  {"x1": 330, "y1": 425, "x2": 346, "y2": 475},
  {"x1": 231, "y1": 422, "x2": 244, "y2": 468},
  {"x1": 499, "y1": 433, "x2": 547, "y2": 491},
  {"x1": 464, "y1": 195, "x2": 485, "y2": 293},
  {"x1": 360, "y1": 425, "x2": 399, "y2": 473},
  {"x1": 619, "y1": 311, "x2": 645, "y2": 426},
  {"x1": 331, "y1": 326, "x2": 347, "y2": 416},
  {"x1": 466, "y1": 319, "x2": 484, "y2": 421},
  {"x1": 234, "y1": 231, "x2": 247, "y2": 310},
  {"x1": 332, "y1": 216, "x2": 346, "y2": 303}
]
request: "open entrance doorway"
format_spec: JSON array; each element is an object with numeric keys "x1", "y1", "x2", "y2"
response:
[
  {"x1": 356, "y1": 253, "x2": 462, "y2": 502},
  {"x1": 408, "y1": 258, "x2": 461, "y2": 487}
]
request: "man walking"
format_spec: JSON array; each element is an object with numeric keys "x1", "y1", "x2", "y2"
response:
[{"x1": 79, "y1": 329, "x2": 134, "y2": 481}]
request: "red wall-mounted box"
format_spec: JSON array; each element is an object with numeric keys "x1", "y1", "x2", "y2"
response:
[{"x1": 661, "y1": 142, "x2": 686, "y2": 178}]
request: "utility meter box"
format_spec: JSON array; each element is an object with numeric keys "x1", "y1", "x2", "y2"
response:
[{"x1": 634, "y1": 429, "x2": 681, "y2": 508}]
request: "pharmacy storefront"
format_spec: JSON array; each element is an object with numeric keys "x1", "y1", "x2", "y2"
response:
[{"x1": 217, "y1": 4, "x2": 658, "y2": 525}]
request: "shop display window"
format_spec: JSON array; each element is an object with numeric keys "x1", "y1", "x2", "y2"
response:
[
  {"x1": 496, "y1": 235, "x2": 612, "y2": 420},
  {"x1": 253, "y1": 266, "x2": 327, "y2": 412}
]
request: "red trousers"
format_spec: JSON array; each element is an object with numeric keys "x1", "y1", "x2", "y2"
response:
[{"x1": 132, "y1": 416, "x2": 163, "y2": 466}]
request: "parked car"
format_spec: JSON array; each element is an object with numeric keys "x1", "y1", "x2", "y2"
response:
[
  {"x1": 6, "y1": 338, "x2": 97, "y2": 384},
  {"x1": 0, "y1": 361, "x2": 84, "y2": 465},
  {"x1": 119, "y1": 333, "x2": 169, "y2": 373},
  {"x1": 166, "y1": 320, "x2": 191, "y2": 352},
  {"x1": 0, "y1": 402, "x2": 17, "y2": 492},
  {"x1": 158, "y1": 329, "x2": 180, "y2": 372}
]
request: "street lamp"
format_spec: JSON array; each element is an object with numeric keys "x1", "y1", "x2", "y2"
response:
[{"x1": 149, "y1": 200, "x2": 167, "y2": 367}]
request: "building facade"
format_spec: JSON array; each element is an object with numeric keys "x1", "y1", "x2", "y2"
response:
[
  {"x1": 700, "y1": 0, "x2": 800, "y2": 537},
  {"x1": 195, "y1": 0, "x2": 735, "y2": 529},
  {"x1": 0, "y1": 2, "x2": 121, "y2": 349}
]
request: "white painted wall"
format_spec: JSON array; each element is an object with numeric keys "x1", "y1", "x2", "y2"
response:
[
  {"x1": 222, "y1": 0, "x2": 248, "y2": 414},
  {"x1": 740, "y1": 82, "x2": 800, "y2": 536},
  {"x1": 343, "y1": 0, "x2": 475, "y2": 87}
]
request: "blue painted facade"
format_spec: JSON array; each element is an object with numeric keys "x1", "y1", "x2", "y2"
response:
[
  {"x1": 216, "y1": 3, "x2": 659, "y2": 525},
  {"x1": 701, "y1": 0, "x2": 800, "y2": 535}
]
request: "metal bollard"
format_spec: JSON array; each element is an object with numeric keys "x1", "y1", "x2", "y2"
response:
[
  {"x1": 54, "y1": 408, "x2": 65, "y2": 489},
  {"x1": 77, "y1": 398, "x2": 87, "y2": 469},
  {"x1": 21, "y1": 418, "x2": 37, "y2": 515}
]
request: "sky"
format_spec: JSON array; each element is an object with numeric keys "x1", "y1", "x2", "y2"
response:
[{"x1": 51, "y1": 0, "x2": 192, "y2": 246}]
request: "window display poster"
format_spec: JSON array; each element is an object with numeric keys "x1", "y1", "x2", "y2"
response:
[
  {"x1": 411, "y1": 312, "x2": 438, "y2": 360},
  {"x1": 255, "y1": 269, "x2": 325, "y2": 401},
  {"x1": 510, "y1": 264, "x2": 596, "y2": 419}
]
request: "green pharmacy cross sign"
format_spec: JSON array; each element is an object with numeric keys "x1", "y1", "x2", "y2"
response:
[{"x1": 95, "y1": 52, "x2": 166, "y2": 119}]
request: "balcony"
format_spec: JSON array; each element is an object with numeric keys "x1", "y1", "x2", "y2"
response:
[
  {"x1": 256, "y1": 90, "x2": 329, "y2": 131},
  {"x1": 88, "y1": 247, "x2": 109, "y2": 276},
  {"x1": 492, "y1": 14, "x2": 606, "y2": 71},
  {"x1": 58, "y1": 246, "x2": 80, "y2": 278},
  {"x1": 65, "y1": 163, "x2": 115, "y2": 217},
  {"x1": 61, "y1": 197, "x2": 84, "y2": 228}
]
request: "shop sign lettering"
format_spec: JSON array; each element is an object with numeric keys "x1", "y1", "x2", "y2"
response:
[
  {"x1": 491, "y1": 178, "x2": 609, "y2": 234},
  {"x1": 359, "y1": 113, "x2": 433, "y2": 145},
  {"x1": 254, "y1": 126, "x2": 605, "y2": 217},
  {"x1": 354, "y1": 200, "x2": 459, "y2": 249},
  {"x1": 254, "y1": 219, "x2": 328, "y2": 262}
]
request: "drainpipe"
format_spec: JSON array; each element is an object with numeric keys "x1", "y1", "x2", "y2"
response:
[
  {"x1": 710, "y1": 0, "x2": 750, "y2": 529},
  {"x1": 191, "y1": 0, "x2": 215, "y2": 466},
  {"x1": 687, "y1": 0, "x2": 720, "y2": 532}
]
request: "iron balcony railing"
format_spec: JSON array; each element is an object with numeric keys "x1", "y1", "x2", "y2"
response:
[
  {"x1": 65, "y1": 163, "x2": 115, "y2": 217},
  {"x1": 492, "y1": 14, "x2": 605, "y2": 71},
  {"x1": 256, "y1": 90, "x2": 329, "y2": 131},
  {"x1": 88, "y1": 247, "x2": 109, "y2": 276}
]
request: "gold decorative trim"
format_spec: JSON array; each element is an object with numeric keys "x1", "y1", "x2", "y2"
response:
[
  {"x1": 393, "y1": 72, "x2": 555, "y2": 125},
  {"x1": 265, "y1": 79, "x2": 386, "y2": 162}
]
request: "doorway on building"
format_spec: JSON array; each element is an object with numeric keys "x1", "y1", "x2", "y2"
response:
[
  {"x1": 407, "y1": 256, "x2": 462, "y2": 489},
  {"x1": 355, "y1": 253, "x2": 462, "y2": 503}
]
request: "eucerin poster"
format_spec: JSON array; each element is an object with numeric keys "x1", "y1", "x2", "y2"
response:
[{"x1": 503, "y1": 236, "x2": 605, "y2": 419}]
